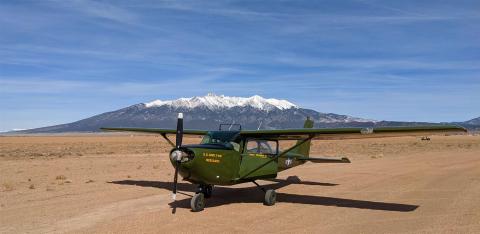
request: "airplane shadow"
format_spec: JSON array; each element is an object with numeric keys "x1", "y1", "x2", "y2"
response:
[{"x1": 109, "y1": 176, "x2": 418, "y2": 212}]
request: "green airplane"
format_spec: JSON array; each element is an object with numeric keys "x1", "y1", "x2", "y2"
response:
[{"x1": 101, "y1": 114, "x2": 466, "y2": 212}]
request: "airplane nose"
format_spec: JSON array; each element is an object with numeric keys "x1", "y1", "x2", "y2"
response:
[{"x1": 170, "y1": 149, "x2": 195, "y2": 163}]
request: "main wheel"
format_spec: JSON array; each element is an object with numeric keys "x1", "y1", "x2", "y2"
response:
[
  {"x1": 191, "y1": 193, "x2": 205, "y2": 212},
  {"x1": 264, "y1": 189, "x2": 276, "y2": 206}
]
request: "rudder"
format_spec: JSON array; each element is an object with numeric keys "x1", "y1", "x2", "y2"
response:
[{"x1": 291, "y1": 117, "x2": 314, "y2": 157}]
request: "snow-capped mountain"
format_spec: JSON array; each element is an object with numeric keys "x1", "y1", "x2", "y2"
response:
[
  {"x1": 141, "y1": 93, "x2": 373, "y2": 123},
  {"x1": 14, "y1": 94, "x2": 472, "y2": 134},
  {"x1": 144, "y1": 93, "x2": 297, "y2": 111}
]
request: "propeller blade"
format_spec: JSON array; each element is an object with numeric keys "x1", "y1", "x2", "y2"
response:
[
  {"x1": 176, "y1": 113, "x2": 183, "y2": 148},
  {"x1": 172, "y1": 113, "x2": 183, "y2": 201},
  {"x1": 172, "y1": 161, "x2": 180, "y2": 200}
]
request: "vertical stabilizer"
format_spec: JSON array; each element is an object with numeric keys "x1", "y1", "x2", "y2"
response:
[{"x1": 292, "y1": 117, "x2": 314, "y2": 157}]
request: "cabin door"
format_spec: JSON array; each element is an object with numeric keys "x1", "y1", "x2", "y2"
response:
[{"x1": 239, "y1": 139, "x2": 278, "y2": 180}]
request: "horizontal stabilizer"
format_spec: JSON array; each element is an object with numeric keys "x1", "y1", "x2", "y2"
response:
[{"x1": 299, "y1": 157, "x2": 351, "y2": 163}]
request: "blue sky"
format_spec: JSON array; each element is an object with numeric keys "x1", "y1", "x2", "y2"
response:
[{"x1": 1, "y1": 0, "x2": 479, "y2": 131}]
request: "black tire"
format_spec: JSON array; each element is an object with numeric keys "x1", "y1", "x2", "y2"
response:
[
  {"x1": 264, "y1": 189, "x2": 276, "y2": 206},
  {"x1": 191, "y1": 193, "x2": 205, "y2": 212}
]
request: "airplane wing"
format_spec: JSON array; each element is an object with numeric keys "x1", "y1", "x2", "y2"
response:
[
  {"x1": 100, "y1": 127, "x2": 208, "y2": 135},
  {"x1": 239, "y1": 125, "x2": 466, "y2": 140}
]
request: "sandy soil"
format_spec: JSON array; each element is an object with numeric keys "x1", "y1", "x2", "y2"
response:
[{"x1": 1, "y1": 134, "x2": 479, "y2": 233}]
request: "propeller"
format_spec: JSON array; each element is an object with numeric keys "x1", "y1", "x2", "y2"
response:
[{"x1": 172, "y1": 113, "x2": 183, "y2": 201}]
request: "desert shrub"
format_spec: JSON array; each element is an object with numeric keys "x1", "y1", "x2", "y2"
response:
[
  {"x1": 55, "y1": 175, "x2": 67, "y2": 180},
  {"x1": 2, "y1": 182, "x2": 14, "y2": 192}
]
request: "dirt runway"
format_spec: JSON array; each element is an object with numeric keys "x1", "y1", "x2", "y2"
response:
[{"x1": 1, "y1": 135, "x2": 479, "y2": 233}]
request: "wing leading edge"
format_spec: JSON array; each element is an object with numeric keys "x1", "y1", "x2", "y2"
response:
[
  {"x1": 100, "y1": 127, "x2": 208, "y2": 135},
  {"x1": 101, "y1": 125, "x2": 466, "y2": 139}
]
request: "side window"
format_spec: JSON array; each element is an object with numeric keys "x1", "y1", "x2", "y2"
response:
[
  {"x1": 245, "y1": 140, "x2": 278, "y2": 154},
  {"x1": 246, "y1": 140, "x2": 258, "y2": 153},
  {"x1": 230, "y1": 142, "x2": 240, "y2": 152},
  {"x1": 258, "y1": 141, "x2": 273, "y2": 154}
]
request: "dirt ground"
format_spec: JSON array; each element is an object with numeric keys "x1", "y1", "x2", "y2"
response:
[{"x1": 1, "y1": 134, "x2": 479, "y2": 233}]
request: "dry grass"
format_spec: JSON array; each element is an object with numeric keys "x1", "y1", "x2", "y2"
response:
[
  {"x1": 0, "y1": 135, "x2": 197, "y2": 159},
  {"x1": 0, "y1": 134, "x2": 479, "y2": 233},
  {"x1": 55, "y1": 175, "x2": 67, "y2": 180},
  {"x1": 2, "y1": 182, "x2": 14, "y2": 192},
  {"x1": 2, "y1": 134, "x2": 478, "y2": 160}
]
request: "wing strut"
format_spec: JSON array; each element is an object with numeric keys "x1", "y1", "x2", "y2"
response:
[
  {"x1": 161, "y1": 133, "x2": 175, "y2": 148},
  {"x1": 239, "y1": 135, "x2": 315, "y2": 180}
]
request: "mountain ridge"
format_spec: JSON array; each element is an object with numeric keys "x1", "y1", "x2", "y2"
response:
[
  {"x1": 144, "y1": 93, "x2": 298, "y2": 111},
  {"x1": 6, "y1": 94, "x2": 479, "y2": 133}
]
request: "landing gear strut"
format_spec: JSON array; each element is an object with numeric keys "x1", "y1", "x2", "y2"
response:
[
  {"x1": 251, "y1": 180, "x2": 276, "y2": 206},
  {"x1": 190, "y1": 184, "x2": 213, "y2": 212},
  {"x1": 198, "y1": 184, "x2": 213, "y2": 198}
]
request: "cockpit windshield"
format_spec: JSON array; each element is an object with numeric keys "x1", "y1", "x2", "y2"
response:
[{"x1": 201, "y1": 131, "x2": 241, "y2": 151}]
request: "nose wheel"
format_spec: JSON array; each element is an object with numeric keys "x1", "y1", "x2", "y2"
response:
[
  {"x1": 191, "y1": 184, "x2": 213, "y2": 212},
  {"x1": 190, "y1": 193, "x2": 205, "y2": 212}
]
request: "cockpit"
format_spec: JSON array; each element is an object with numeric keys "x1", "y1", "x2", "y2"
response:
[
  {"x1": 245, "y1": 139, "x2": 278, "y2": 155},
  {"x1": 200, "y1": 131, "x2": 241, "y2": 151}
]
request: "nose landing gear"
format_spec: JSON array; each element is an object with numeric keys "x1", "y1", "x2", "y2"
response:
[
  {"x1": 198, "y1": 184, "x2": 213, "y2": 198},
  {"x1": 191, "y1": 184, "x2": 213, "y2": 212},
  {"x1": 190, "y1": 193, "x2": 205, "y2": 212}
]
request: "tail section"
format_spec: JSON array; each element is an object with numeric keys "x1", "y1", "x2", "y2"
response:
[{"x1": 291, "y1": 117, "x2": 314, "y2": 157}]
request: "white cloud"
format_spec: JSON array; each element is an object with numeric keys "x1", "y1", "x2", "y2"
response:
[{"x1": 54, "y1": 0, "x2": 137, "y2": 24}]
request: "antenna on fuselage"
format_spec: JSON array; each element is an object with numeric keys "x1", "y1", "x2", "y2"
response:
[
  {"x1": 228, "y1": 120, "x2": 235, "y2": 130},
  {"x1": 257, "y1": 121, "x2": 262, "y2": 130}
]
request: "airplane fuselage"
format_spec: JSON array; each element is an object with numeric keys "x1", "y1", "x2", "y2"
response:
[{"x1": 169, "y1": 136, "x2": 307, "y2": 186}]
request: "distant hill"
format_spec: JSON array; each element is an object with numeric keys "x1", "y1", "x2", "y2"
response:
[
  {"x1": 454, "y1": 117, "x2": 480, "y2": 131},
  {"x1": 464, "y1": 117, "x2": 480, "y2": 125},
  {"x1": 9, "y1": 94, "x2": 479, "y2": 133}
]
